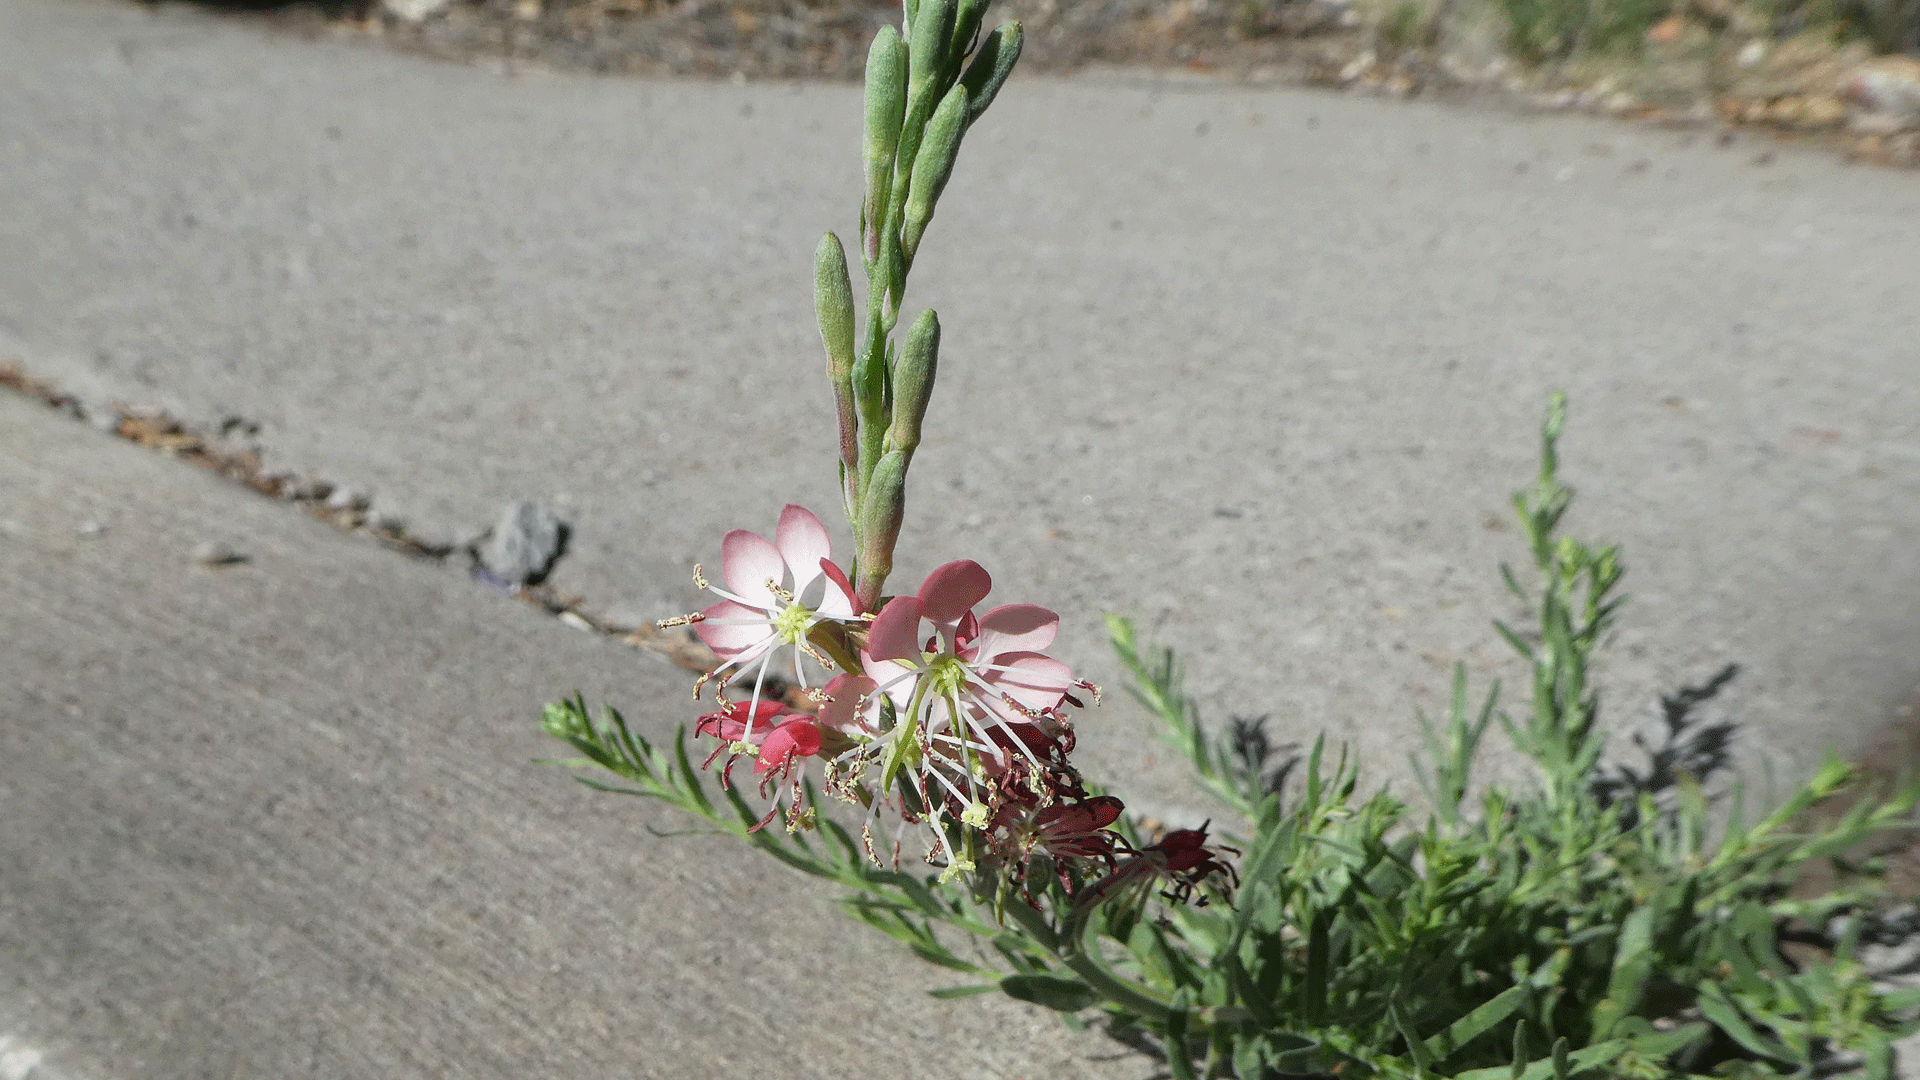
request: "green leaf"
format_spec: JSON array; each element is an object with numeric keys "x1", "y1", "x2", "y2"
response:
[
  {"x1": 1165, "y1": 988, "x2": 1196, "y2": 1080},
  {"x1": 1588, "y1": 902, "x2": 1656, "y2": 1038},
  {"x1": 928, "y1": 984, "x2": 998, "y2": 1000},
  {"x1": 1390, "y1": 997, "x2": 1432, "y2": 1076},
  {"x1": 1618, "y1": 1019, "x2": 1711, "y2": 1059},
  {"x1": 1421, "y1": 984, "x2": 1529, "y2": 1064},
  {"x1": 1000, "y1": 973, "x2": 1098, "y2": 1013},
  {"x1": 1697, "y1": 982, "x2": 1794, "y2": 1064},
  {"x1": 1303, "y1": 908, "x2": 1333, "y2": 1027}
]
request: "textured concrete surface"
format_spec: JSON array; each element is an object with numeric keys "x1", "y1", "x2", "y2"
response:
[
  {"x1": 0, "y1": 391, "x2": 1156, "y2": 1080},
  {"x1": 5, "y1": 0, "x2": 1918, "y2": 826},
  {"x1": 1, "y1": 0, "x2": 1918, "y2": 1072}
]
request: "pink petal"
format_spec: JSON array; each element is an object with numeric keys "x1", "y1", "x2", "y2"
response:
[
  {"x1": 815, "y1": 674, "x2": 878, "y2": 734},
  {"x1": 984, "y1": 652, "x2": 1073, "y2": 712},
  {"x1": 699, "y1": 699, "x2": 789, "y2": 743},
  {"x1": 775, "y1": 505, "x2": 832, "y2": 592},
  {"x1": 755, "y1": 718, "x2": 824, "y2": 775},
  {"x1": 972, "y1": 604, "x2": 1059, "y2": 660},
  {"x1": 867, "y1": 596, "x2": 926, "y2": 662},
  {"x1": 695, "y1": 599, "x2": 776, "y2": 658},
  {"x1": 816, "y1": 558, "x2": 859, "y2": 618},
  {"x1": 917, "y1": 560, "x2": 992, "y2": 626},
  {"x1": 861, "y1": 653, "x2": 920, "y2": 708},
  {"x1": 720, "y1": 529, "x2": 785, "y2": 607}
]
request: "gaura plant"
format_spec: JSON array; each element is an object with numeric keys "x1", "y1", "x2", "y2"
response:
[{"x1": 542, "y1": 5, "x2": 1920, "y2": 1075}]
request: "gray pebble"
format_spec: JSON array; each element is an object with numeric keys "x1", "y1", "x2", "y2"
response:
[
  {"x1": 77, "y1": 520, "x2": 107, "y2": 538},
  {"x1": 474, "y1": 501, "x2": 568, "y2": 586}
]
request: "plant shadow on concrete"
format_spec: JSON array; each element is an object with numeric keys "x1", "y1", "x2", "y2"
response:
[{"x1": 547, "y1": 396, "x2": 1920, "y2": 1079}]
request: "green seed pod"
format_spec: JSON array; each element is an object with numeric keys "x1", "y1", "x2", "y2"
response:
[
  {"x1": 815, "y1": 233, "x2": 860, "y2": 490},
  {"x1": 902, "y1": 84, "x2": 967, "y2": 264},
  {"x1": 907, "y1": 0, "x2": 958, "y2": 107},
  {"x1": 958, "y1": 21, "x2": 1022, "y2": 127},
  {"x1": 862, "y1": 27, "x2": 908, "y2": 265},
  {"x1": 856, "y1": 449, "x2": 910, "y2": 609},
  {"x1": 886, "y1": 309, "x2": 939, "y2": 458}
]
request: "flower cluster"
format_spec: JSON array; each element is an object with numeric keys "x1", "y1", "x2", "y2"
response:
[{"x1": 666, "y1": 504, "x2": 1229, "y2": 899}]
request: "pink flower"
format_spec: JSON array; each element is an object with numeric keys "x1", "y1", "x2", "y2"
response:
[
  {"x1": 858, "y1": 560, "x2": 1092, "y2": 871},
  {"x1": 678, "y1": 505, "x2": 861, "y2": 740},
  {"x1": 694, "y1": 697, "x2": 828, "y2": 833}
]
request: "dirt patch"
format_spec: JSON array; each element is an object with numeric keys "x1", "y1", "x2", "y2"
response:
[
  {"x1": 187, "y1": 0, "x2": 1920, "y2": 166},
  {"x1": 246, "y1": 0, "x2": 1372, "y2": 81}
]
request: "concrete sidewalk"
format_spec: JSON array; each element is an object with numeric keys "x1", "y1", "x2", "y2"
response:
[
  {"x1": 1, "y1": 0, "x2": 1919, "y2": 1072},
  {"x1": 0, "y1": 391, "x2": 1156, "y2": 1080},
  {"x1": 3, "y1": 0, "x2": 1917, "y2": 821}
]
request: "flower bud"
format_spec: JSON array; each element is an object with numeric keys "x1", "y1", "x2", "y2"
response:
[
  {"x1": 815, "y1": 232, "x2": 860, "y2": 508},
  {"x1": 945, "y1": 0, "x2": 992, "y2": 83},
  {"x1": 902, "y1": 85, "x2": 967, "y2": 264},
  {"x1": 862, "y1": 27, "x2": 908, "y2": 264},
  {"x1": 907, "y1": 0, "x2": 958, "y2": 108},
  {"x1": 856, "y1": 450, "x2": 910, "y2": 610},
  {"x1": 886, "y1": 309, "x2": 938, "y2": 458},
  {"x1": 959, "y1": 22, "x2": 1022, "y2": 127}
]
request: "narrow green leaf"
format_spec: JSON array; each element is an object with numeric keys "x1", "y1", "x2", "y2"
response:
[
  {"x1": 1303, "y1": 907, "x2": 1332, "y2": 1027},
  {"x1": 1422, "y1": 984, "x2": 1528, "y2": 1064},
  {"x1": 1165, "y1": 988, "x2": 1196, "y2": 1080},
  {"x1": 929, "y1": 984, "x2": 999, "y2": 999},
  {"x1": 1589, "y1": 902, "x2": 1656, "y2": 1038},
  {"x1": 1000, "y1": 973, "x2": 1097, "y2": 1013},
  {"x1": 1390, "y1": 997, "x2": 1432, "y2": 1076},
  {"x1": 1696, "y1": 983, "x2": 1793, "y2": 1064}
]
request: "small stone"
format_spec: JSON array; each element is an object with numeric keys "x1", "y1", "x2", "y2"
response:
[
  {"x1": 193, "y1": 540, "x2": 247, "y2": 566},
  {"x1": 473, "y1": 501, "x2": 568, "y2": 587},
  {"x1": 323, "y1": 486, "x2": 368, "y2": 512},
  {"x1": 77, "y1": 520, "x2": 106, "y2": 538},
  {"x1": 558, "y1": 611, "x2": 596, "y2": 632}
]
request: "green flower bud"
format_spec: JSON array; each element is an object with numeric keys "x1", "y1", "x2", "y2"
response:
[
  {"x1": 959, "y1": 22, "x2": 1022, "y2": 127},
  {"x1": 856, "y1": 449, "x2": 910, "y2": 609},
  {"x1": 902, "y1": 85, "x2": 968, "y2": 265},
  {"x1": 908, "y1": 0, "x2": 958, "y2": 107},
  {"x1": 946, "y1": 0, "x2": 992, "y2": 84},
  {"x1": 862, "y1": 27, "x2": 908, "y2": 265},
  {"x1": 815, "y1": 232, "x2": 860, "y2": 509},
  {"x1": 886, "y1": 309, "x2": 939, "y2": 458}
]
